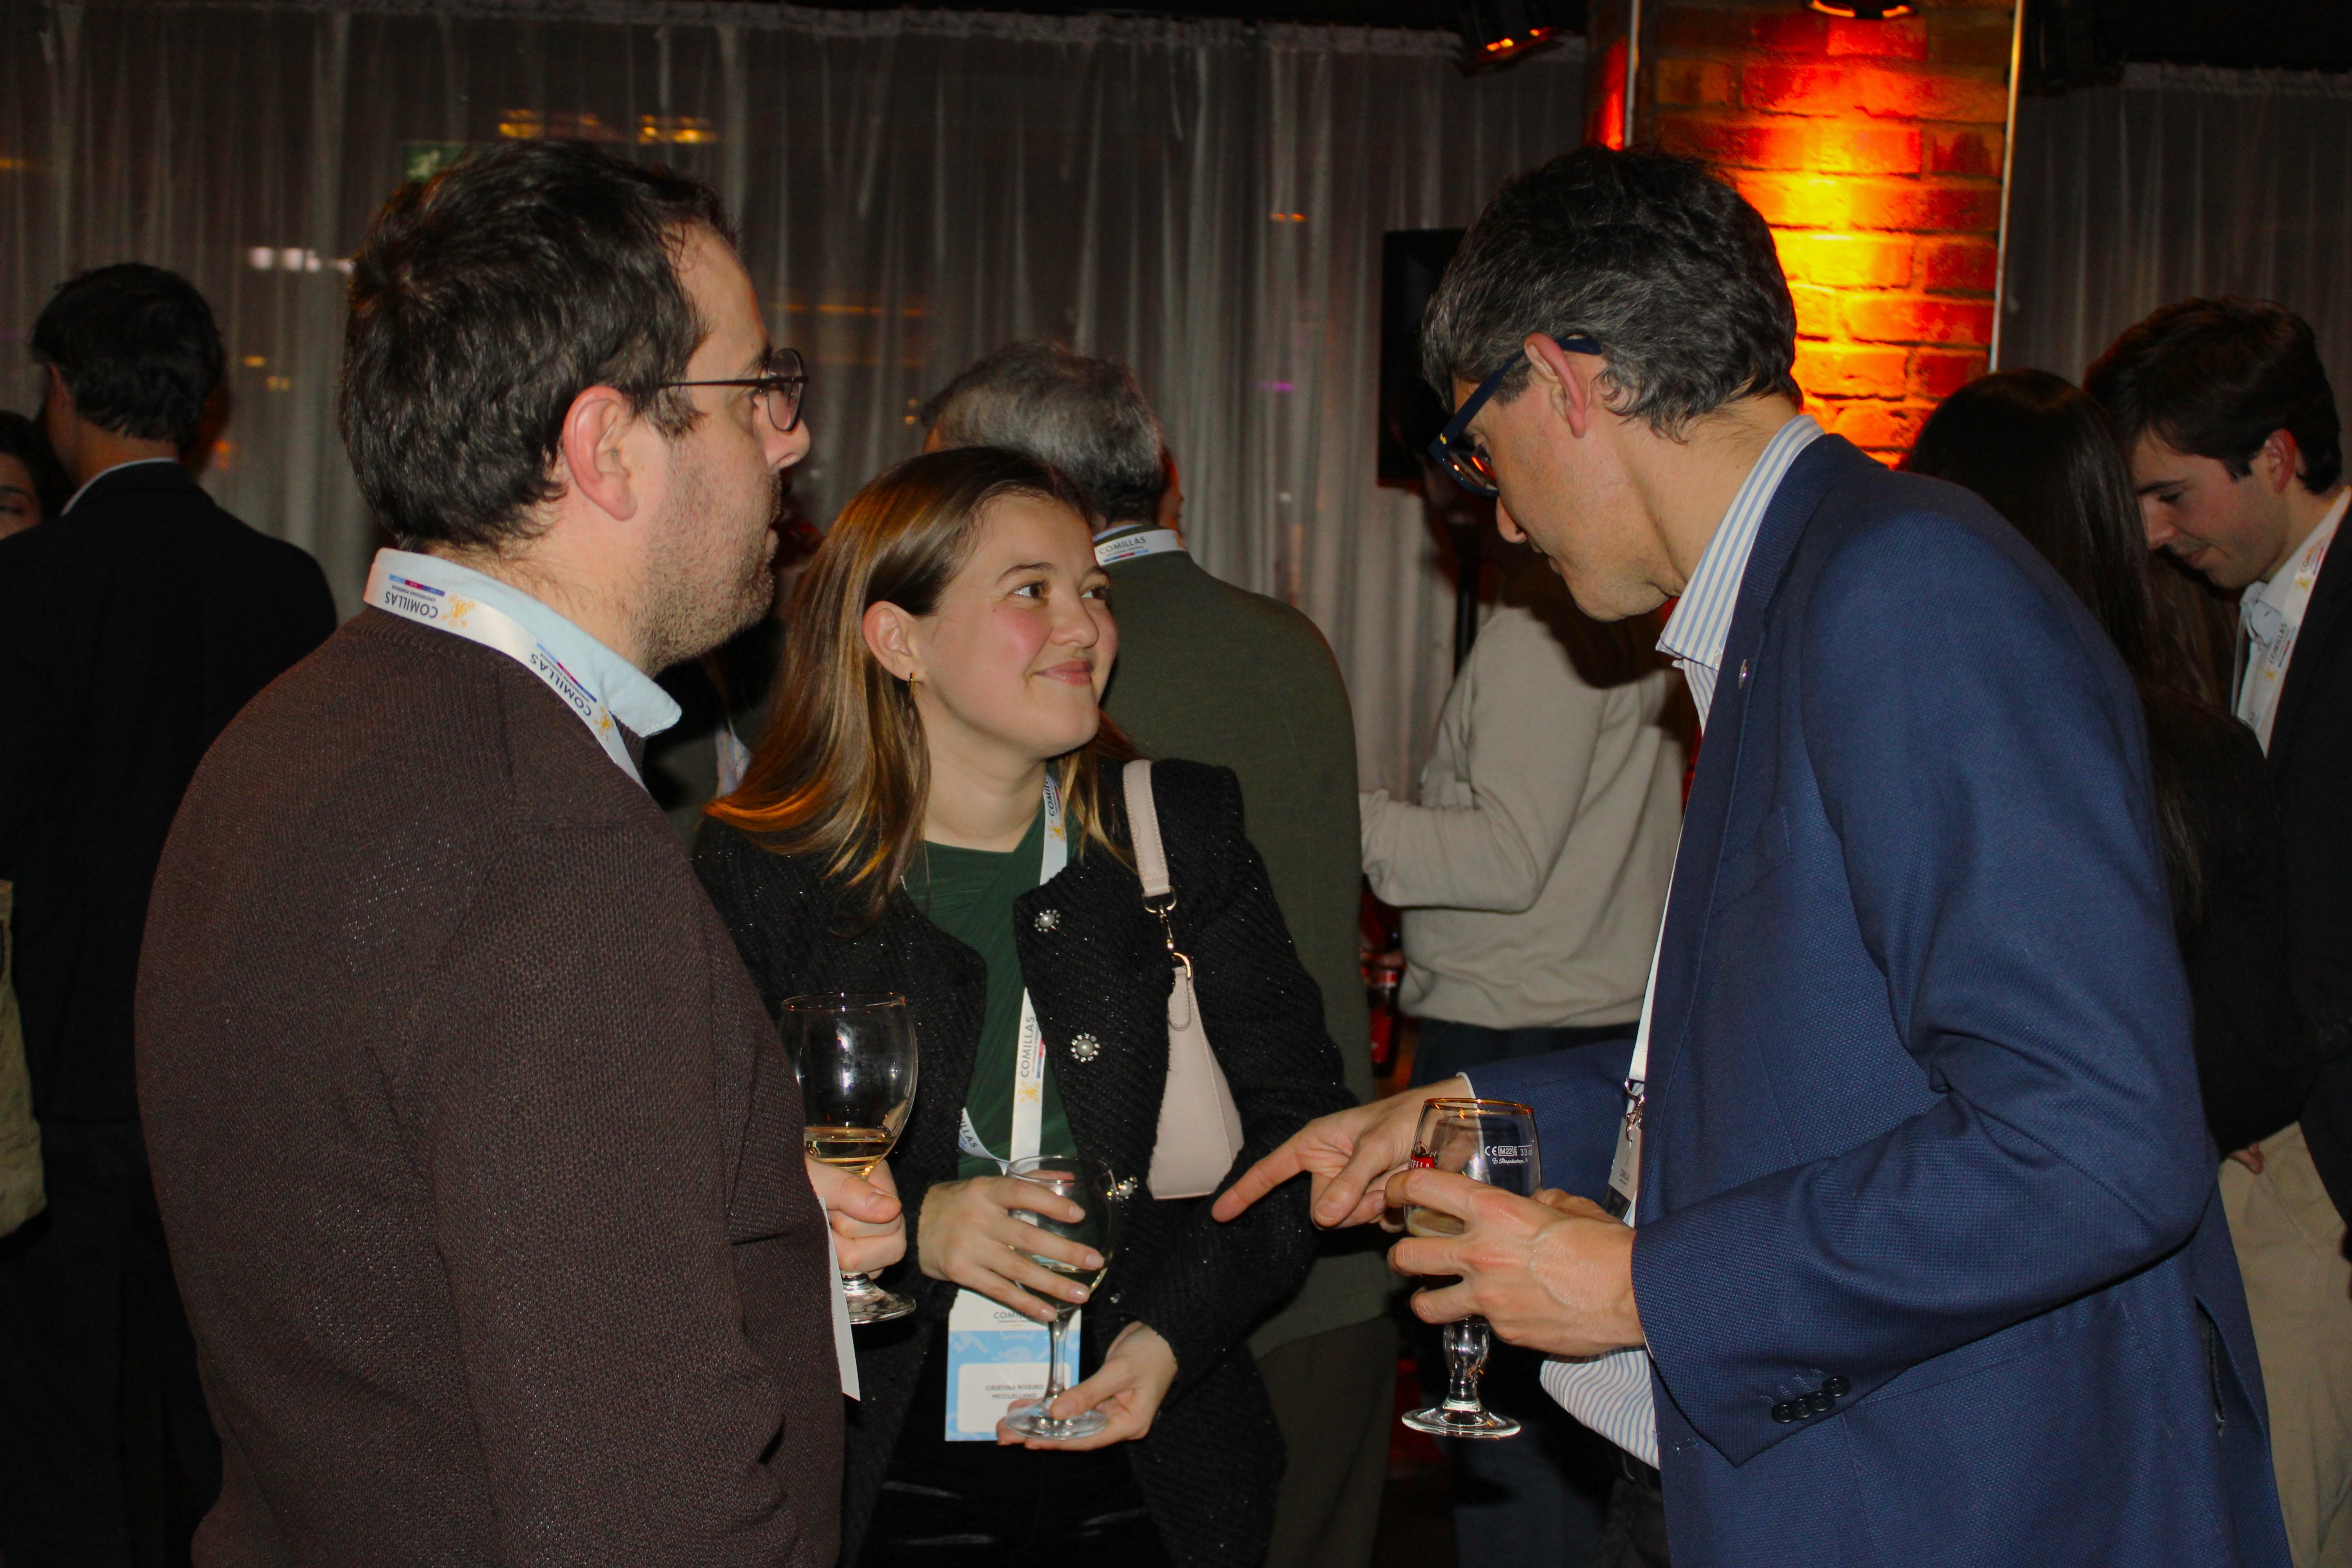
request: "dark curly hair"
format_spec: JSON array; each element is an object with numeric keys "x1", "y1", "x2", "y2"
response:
[
  {"x1": 339, "y1": 139, "x2": 733, "y2": 552},
  {"x1": 2086, "y1": 297, "x2": 2341, "y2": 494},
  {"x1": 32, "y1": 264, "x2": 223, "y2": 448},
  {"x1": 1422, "y1": 147, "x2": 1799, "y2": 436}
]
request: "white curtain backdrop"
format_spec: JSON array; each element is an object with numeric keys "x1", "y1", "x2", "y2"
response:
[
  {"x1": 2004, "y1": 63, "x2": 2352, "y2": 396},
  {"x1": 1, "y1": 0, "x2": 1586, "y2": 793}
]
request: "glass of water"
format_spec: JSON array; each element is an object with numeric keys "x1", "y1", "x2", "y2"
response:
[{"x1": 1002, "y1": 1154, "x2": 1122, "y2": 1442}]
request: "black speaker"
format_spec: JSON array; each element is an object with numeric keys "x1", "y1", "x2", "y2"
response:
[{"x1": 1378, "y1": 228, "x2": 1466, "y2": 487}]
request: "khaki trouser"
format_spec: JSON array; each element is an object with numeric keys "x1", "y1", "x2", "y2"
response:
[{"x1": 2222, "y1": 1123, "x2": 2352, "y2": 1568}]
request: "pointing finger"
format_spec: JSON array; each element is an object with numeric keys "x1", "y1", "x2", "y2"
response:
[{"x1": 1212, "y1": 1141, "x2": 1305, "y2": 1223}]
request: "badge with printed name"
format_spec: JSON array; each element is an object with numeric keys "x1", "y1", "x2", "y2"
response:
[{"x1": 943, "y1": 1288, "x2": 1080, "y2": 1440}]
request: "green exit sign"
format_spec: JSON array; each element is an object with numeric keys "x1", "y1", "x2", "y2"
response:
[{"x1": 399, "y1": 142, "x2": 475, "y2": 183}]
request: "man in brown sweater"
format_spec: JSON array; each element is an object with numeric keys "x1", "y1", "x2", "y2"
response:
[{"x1": 134, "y1": 141, "x2": 894, "y2": 1565}]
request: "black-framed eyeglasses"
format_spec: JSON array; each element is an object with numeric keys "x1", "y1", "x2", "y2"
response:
[
  {"x1": 665, "y1": 345, "x2": 807, "y2": 434},
  {"x1": 1426, "y1": 334, "x2": 1603, "y2": 498}
]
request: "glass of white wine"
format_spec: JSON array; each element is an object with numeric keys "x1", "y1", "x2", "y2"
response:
[
  {"x1": 1401, "y1": 1096, "x2": 1541, "y2": 1440},
  {"x1": 1002, "y1": 1154, "x2": 1122, "y2": 1442},
  {"x1": 784, "y1": 992, "x2": 918, "y2": 1325}
]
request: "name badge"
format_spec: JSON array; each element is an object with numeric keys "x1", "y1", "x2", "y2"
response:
[
  {"x1": 823, "y1": 1226, "x2": 860, "y2": 1399},
  {"x1": 944, "y1": 1288, "x2": 1080, "y2": 1440},
  {"x1": 1604, "y1": 1085, "x2": 1644, "y2": 1221}
]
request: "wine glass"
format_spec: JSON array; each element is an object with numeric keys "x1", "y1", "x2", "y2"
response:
[
  {"x1": 1401, "y1": 1096, "x2": 1541, "y2": 1440},
  {"x1": 784, "y1": 992, "x2": 919, "y2": 1325},
  {"x1": 1001, "y1": 1154, "x2": 1122, "y2": 1442}
]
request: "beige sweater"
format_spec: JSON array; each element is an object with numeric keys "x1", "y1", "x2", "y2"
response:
[{"x1": 1362, "y1": 568, "x2": 1686, "y2": 1031}]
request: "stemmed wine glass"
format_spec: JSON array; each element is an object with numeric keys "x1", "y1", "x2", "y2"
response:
[
  {"x1": 784, "y1": 992, "x2": 919, "y2": 1325},
  {"x1": 1002, "y1": 1154, "x2": 1123, "y2": 1442},
  {"x1": 1400, "y1": 1096, "x2": 1542, "y2": 1440}
]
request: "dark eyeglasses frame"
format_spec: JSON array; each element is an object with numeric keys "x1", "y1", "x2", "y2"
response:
[
  {"x1": 1426, "y1": 334, "x2": 1603, "y2": 498},
  {"x1": 665, "y1": 345, "x2": 808, "y2": 434}
]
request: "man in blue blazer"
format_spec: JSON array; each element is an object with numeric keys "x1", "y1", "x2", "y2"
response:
[{"x1": 1218, "y1": 148, "x2": 2290, "y2": 1565}]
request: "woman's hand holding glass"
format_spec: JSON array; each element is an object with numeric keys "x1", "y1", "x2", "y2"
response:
[
  {"x1": 917, "y1": 1174, "x2": 1103, "y2": 1323},
  {"x1": 998, "y1": 1320, "x2": 1176, "y2": 1451}
]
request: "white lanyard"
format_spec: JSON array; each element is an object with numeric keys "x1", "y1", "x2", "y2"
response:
[
  {"x1": 2238, "y1": 492, "x2": 2346, "y2": 750},
  {"x1": 943, "y1": 774, "x2": 1077, "y2": 1439},
  {"x1": 365, "y1": 556, "x2": 643, "y2": 784},
  {"x1": 1093, "y1": 528, "x2": 1185, "y2": 566},
  {"x1": 956, "y1": 775, "x2": 1069, "y2": 1167},
  {"x1": 1606, "y1": 864, "x2": 1672, "y2": 1224}
]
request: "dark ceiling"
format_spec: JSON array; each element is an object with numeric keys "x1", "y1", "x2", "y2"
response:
[{"x1": 799, "y1": 0, "x2": 2352, "y2": 75}]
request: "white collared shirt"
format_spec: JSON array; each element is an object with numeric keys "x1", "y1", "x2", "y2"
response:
[
  {"x1": 1656, "y1": 414, "x2": 1825, "y2": 721},
  {"x1": 370, "y1": 548, "x2": 682, "y2": 742},
  {"x1": 2236, "y1": 488, "x2": 2348, "y2": 751},
  {"x1": 59, "y1": 456, "x2": 184, "y2": 516}
]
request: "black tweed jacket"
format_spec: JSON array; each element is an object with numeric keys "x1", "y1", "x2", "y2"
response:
[{"x1": 695, "y1": 758, "x2": 1353, "y2": 1568}]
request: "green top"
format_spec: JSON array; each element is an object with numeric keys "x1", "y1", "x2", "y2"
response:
[
  {"x1": 1100, "y1": 541, "x2": 1390, "y2": 1354},
  {"x1": 902, "y1": 807, "x2": 1075, "y2": 1179}
]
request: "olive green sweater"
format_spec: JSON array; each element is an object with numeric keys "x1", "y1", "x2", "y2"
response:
[{"x1": 1100, "y1": 539, "x2": 1388, "y2": 1354}]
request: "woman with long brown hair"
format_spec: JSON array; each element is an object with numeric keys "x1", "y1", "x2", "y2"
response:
[
  {"x1": 695, "y1": 446, "x2": 1349, "y2": 1568},
  {"x1": 1906, "y1": 370, "x2": 2316, "y2": 1161}
]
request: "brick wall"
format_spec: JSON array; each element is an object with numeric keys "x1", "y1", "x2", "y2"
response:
[{"x1": 1588, "y1": 0, "x2": 2017, "y2": 462}]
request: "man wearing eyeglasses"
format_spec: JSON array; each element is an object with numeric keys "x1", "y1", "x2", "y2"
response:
[
  {"x1": 1219, "y1": 147, "x2": 2290, "y2": 1567},
  {"x1": 134, "y1": 140, "x2": 893, "y2": 1566}
]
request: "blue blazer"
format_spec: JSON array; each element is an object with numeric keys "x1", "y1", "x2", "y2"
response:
[{"x1": 1479, "y1": 434, "x2": 2290, "y2": 1567}]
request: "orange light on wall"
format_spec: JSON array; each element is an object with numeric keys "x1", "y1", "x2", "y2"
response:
[
  {"x1": 1586, "y1": 36, "x2": 1630, "y2": 149},
  {"x1": 1621, "y1": 0, "x2": 2014, "y2": 461}
]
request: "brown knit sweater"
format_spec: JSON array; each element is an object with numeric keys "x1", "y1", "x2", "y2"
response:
[{"x1": 136, "y1": 609, "x2": 842, "y2": 1568}]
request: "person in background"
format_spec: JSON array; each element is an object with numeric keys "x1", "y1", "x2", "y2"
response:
[
  {"x1": 1907, "y1": 365, "x2": 2321, "y2": 1143},
  {"x1": 135, "y1": 141, "x2": 888, "y2": 1566},
  {"x1": 697, "y1": 446, "x2": 1349, "y2": 1567},
  {"x1": 646, "y1": 498, "x2": 824, "y2": 842},
  {"x1": 2089, "y1": 301, "x2": 2352, "y2": 1566},
  {"x1": 1359, "y1": 540, "x2": 1683, "y2": 1566},
  {"x1": 919, "y1": 341, "x2": 1390, "y2": 1568},
  {"x1": 0, "y1": 263, "x2": 337, "y2": 1567},
  {"x1": 0, "y1": 410, "x2": 66, "y2": 1241},
  {"x1": 0, "y1": 410, "x2": 71, "y2": 538}
]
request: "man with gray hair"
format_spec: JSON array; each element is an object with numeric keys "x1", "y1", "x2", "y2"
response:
[
  {"x1": 923, "y1": 342, "x2": 1392, "y2": 1568},
  {"x1": 1218, "y1": 147, "x2": 2287, "y2": 1567}
]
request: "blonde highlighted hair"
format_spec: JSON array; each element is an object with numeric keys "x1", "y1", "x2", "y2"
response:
[{"x1": 708, "y1": 446, "x2": 1136, "y2": 928}]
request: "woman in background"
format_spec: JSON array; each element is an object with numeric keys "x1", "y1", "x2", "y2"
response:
[
  {"x1": 0, "y1": 411, "x2": 71, "y2": 539},
  {"x1": 1907, "y1": 368, "x2": 2315, "y2": 1161},
  {"x1": 695, "y1": 446, "x2": 1348, "y2": 1568},
  {"x1": 0, "y1": 408, "x2": 71, "y2": 1238}
]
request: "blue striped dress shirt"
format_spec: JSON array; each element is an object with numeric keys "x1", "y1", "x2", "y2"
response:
[{"x1": 1517, "y1": 412, "x2": 1824, "y2": 1468}]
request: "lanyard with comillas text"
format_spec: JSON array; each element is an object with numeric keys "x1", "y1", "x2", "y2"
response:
[
  {"x1": 956, "y1": 774, "x2": 1070, "y2": 1168},
  {"x1": 1093, "y1": 528, "x2": 1186, "y2": 567},
  {"x1": 944, "y1": 775, "x2": 1076, "y2": 1441},
  {"x1": 365, "y1": 555, "x2": 644, "y2": 785}
]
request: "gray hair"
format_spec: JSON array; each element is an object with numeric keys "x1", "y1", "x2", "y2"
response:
[
  {"x1": 919, "y1": 341, "x2": 1168, "y2": 525},
  {"x1": 1422, "y1": 147, "x2": 1800, "y2": 437}
]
